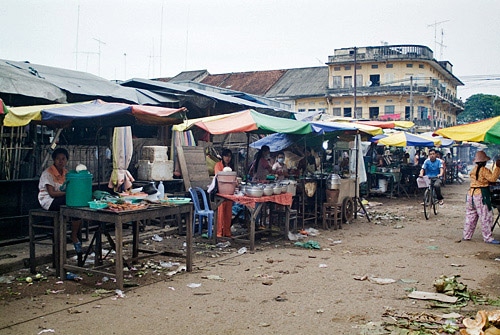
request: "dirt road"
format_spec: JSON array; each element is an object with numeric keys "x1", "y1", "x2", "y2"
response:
[{"x1": 1, "y1": 182, "x2": 499, "y2": 334}]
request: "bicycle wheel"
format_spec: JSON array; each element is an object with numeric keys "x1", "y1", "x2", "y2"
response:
[
  {"x1": 423, "y1": 188, "x2": 431, "y2": 220},
  {"x1": 433, "y1": 189, "x2": 439, "y2": 215}
]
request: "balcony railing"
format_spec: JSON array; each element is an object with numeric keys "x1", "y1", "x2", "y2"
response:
[
  {"x1": 327, "y1": 85, "x2": 464, "y2": 108},
  {"x1": 328, "y1": 45, "x2": 434, "y2": 64}
]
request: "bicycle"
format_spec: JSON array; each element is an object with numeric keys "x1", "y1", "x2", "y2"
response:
[{"x1": 418, "y1": 176, "x2": 439, "y2": 220}]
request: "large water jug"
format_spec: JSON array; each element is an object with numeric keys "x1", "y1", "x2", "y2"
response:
[{"x1": 65, "y1": 170, "x2": 93, "y2": 207}]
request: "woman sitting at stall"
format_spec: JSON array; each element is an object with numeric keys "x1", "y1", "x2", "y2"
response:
[
  {"x1": 250, "y1": 145, "x2": 273, "y2": 182},
  {"x1": 38, "y1": 148, "x2": 83, "y2": 257},
  {"x1": 272, "y1": 151, "x2": 288, "y2": 181}
]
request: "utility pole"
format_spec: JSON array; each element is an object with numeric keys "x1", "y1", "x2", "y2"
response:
[
  {"x1": 410, "y1": 76, "x2": 414, "y2": 121},
  {"x1": 93, "y1": 38, "x2": 106, "y2": 76},
  {"x1": 353, "y1": 47, "x2": 357, "y2": 119}
]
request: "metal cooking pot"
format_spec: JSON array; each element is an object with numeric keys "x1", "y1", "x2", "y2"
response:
[
  {"x1": 273, "y1": 185, "x2": 282, "y2": 195},
  {"x1": 263, "y1": 185, "x2": 274, "y2": 196},
  {"x1": 327, "y1": 174, "x2": 341, "y2": 190},
  {"x1": 245, "y1": 185, "x2": 264, "y2": 198}
]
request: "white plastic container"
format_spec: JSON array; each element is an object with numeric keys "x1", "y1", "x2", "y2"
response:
[
  {"x1": 282, "y1": 180, "x2": 297, "y2": 196},
  {"x1": 138, "y1": 160, "x2": 173, "y2": 181},
  {"x1": 378, "y1": 179, "x2": 388, "y2": 193},
  {"x1": 157, "y1": 181, "x2": 165, "y2": 199}
]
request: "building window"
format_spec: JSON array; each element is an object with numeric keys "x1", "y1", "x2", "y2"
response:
[
  {"x1": 334, "y1": 66, "x2": 341, "y2": 71},
  {"x1": 344, "y1": 76, "x2": 352, "y2": 88},
  {"x1": 369, "y1": 107, "x2": 379, "y2": 119},
  {"x1": 385, "y1": 105, "x2": 395, "y2": 114},
  {"x1": 308, "y1": 109, "x2": 316, "y2": 112},
  {"x1": 344, "y1": 108, "x2": 352, "y2": 117},
  {"x1": 419, "y1": 64, "x2": 424, "y2": 69},
  {"x1": 332, "y1": 108, "x2": 341, "y2": 116},
  {"x1": 371, "y1": 64, "x2": 378, "y2": 69},
  {"x1": 318, "y1": 108, "x2": 326, "y2": 114},
  {"x1": 344, "y1": 101, "x2": 351, "y2": 105},
  {"x1": 344, "y1": 66, "x2": 351, "y2": 71},
  {"x1": 356, "y1": 65, "x2": 362, "y2": 69},
  {"x1": 386, "y1": 99, "x2": 393, "y2": 103},
  {"x1": 406, "y1": 64, "x2": 413, "y2": 68},
  {"x1": 370, "y1": 100, "x2": 377, "y2": 103},
  {"x1": 332, "y1": 76, "x2": 342, "y2": 88},
  {"x1": 298, "y1": 108, "x2": 306, "y2": 113},
  {"x1": 333, "y1": 101, "x2": 341, "y2": 105},
  {"x1": 386, "y1": 63, "x2": 393, "y2": 68},
  {"x1": 418, "y1": 106, "x2": 428, "y2": 119}
]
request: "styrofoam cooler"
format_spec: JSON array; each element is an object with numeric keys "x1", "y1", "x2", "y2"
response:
[
  {"x1": 142, "y1": 146, "x2": 169, "y2": 162},
  {"x1": 137, "y1": 160, "x2": 173, "y2": 181}
]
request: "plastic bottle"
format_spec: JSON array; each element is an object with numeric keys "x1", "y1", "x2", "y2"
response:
[{"x1": 158, "y1": 181, "x2": 165, "y2": 199}]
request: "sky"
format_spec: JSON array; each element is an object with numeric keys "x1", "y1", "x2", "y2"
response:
[{"x1": 2, "y1": 0, "x2": 500, "y2": 100}]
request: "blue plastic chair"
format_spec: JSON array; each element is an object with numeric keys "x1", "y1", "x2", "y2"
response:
[{"x1": 188, "y1": 187, "x2": 214, "y2": 238}]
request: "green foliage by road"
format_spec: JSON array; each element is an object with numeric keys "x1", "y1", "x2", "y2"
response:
[{"x1": 457, "y1": 93, "x2": 500, "y2": 123}]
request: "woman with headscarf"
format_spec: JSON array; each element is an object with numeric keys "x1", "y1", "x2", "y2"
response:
[{"x1": 463, "y1": 150, "x2": 500, "y2": 244}]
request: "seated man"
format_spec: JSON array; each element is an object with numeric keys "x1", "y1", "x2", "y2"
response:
[{"x1": 418, "y1": 149, "x2": 444, "y2": 205}]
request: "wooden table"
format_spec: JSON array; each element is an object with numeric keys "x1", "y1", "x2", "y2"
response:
[
  {"x1": 59, "y1": 203, "x2": 193, "y2": 290},
  {"x1": 213, "y1": 193, "x2": 293, "y2": 251}
]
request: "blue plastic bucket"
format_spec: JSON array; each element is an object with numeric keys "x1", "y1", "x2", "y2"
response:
[{"x1": 65, "y1": 170, "x2": 93, "y2": 207}]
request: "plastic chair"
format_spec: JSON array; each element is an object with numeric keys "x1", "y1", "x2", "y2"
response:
[{"x1": 188, "y1": 187, "x2": 214, "y2": 238}]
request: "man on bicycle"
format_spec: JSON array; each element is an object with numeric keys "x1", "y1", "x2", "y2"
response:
[{"x1": 418, "y1": 149, "x2": 444, "y2": 205}]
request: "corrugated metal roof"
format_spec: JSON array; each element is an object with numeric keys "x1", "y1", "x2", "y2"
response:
[
  {"x1": 0, "y1": 60, "x2": 67, "y2": 104},
  {"x1": 168, "y1": 70, "x2": 209, "y2": 83},
  {"x1": 200, "y1": 70, "x2": 287, "y2": 96},
  {"x1": 1, "y1": 60, "x2": 156, "y2": 105},
  {"x1": 264, "y1": 66, "x2": 328, "y2": 99},
  {"x1": 121, "y1": 78, "x2": 295, "y2": 118}
]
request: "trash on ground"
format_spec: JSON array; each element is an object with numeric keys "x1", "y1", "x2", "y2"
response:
[
  {"x1": 461, "y1": 310, "x2": 500, "y2": 335},
  {"x1": 407, "y1": 290, "x2": 458, "y2": 303},
  {"x1": 287, "y1": 231, "x2": 306, "y2": 241},
  {"x1": 216, "y1": 241, "x2": 231, "y2": 248},
  {"x1": 114, "y1": 289, "x2": 126, "y2": 298},
  {"x1": 187, "y1": 283, "x2": 202, "y2": 288},
  {"x1": 151, "y1": 234, "x2": 163, "y2": 242},
  {"x1": 353, "y1": 274, "x2": 396, "y2": 285},
  {"x1": 38, "y1": 329, "x2": 55, "y2": 334},
  {"x1": 237, "y1": 247, "x2": 247, "y2": 254},
  {"x1": 201, "y1": 275, "x2": 225, "y2": 281},
  {"x1": 294, "y1": 240, "x2": 320, "y2": 249},
  {"x1": 319, "y1": 264, "x2": 328, "y2": 268}
]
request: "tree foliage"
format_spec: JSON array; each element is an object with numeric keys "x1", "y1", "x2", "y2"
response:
[{"x1": 457, "y1": 94, "x2": 500, "y2": 123}]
